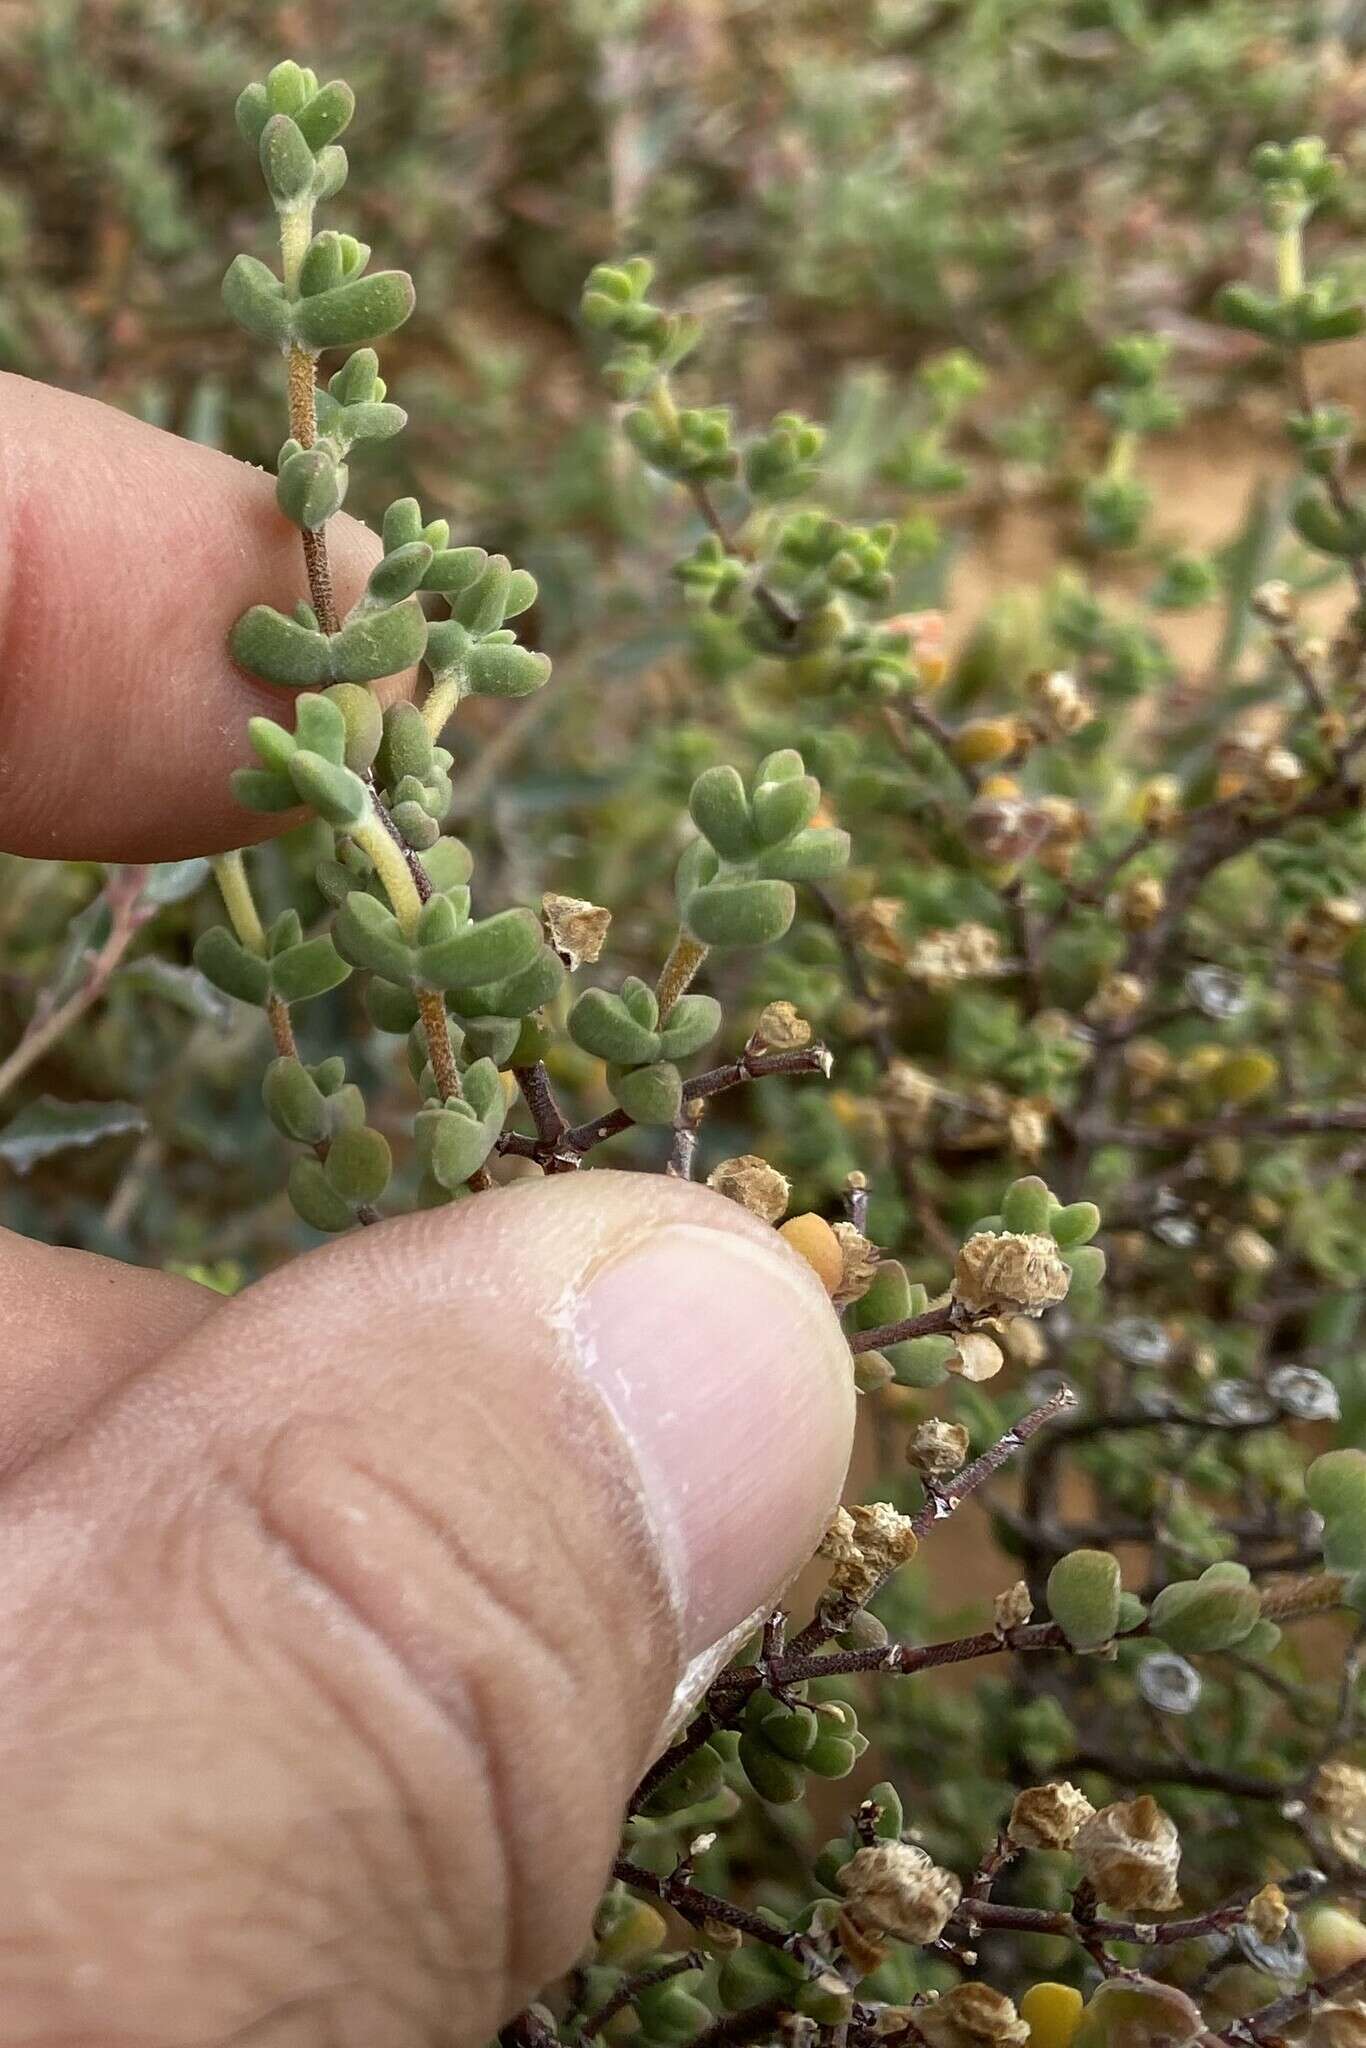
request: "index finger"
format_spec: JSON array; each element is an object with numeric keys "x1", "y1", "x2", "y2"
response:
[{"x1": 0, "y1": 372, "x2": 400, "y2": 860}]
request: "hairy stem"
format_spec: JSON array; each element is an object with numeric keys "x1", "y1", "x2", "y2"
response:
[{"x1": 656, "y1": 929, "x2": 709, "y2": 1023}]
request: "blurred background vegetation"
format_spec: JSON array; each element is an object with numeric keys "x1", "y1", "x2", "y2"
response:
[{"x1": 0, "y1": 0, "x2": 1361, "y2": 1270}]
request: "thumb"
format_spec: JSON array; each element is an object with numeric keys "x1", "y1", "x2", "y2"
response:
[{"x1": 0, "y1": 1172, "x2": 854, "y2": 2046}]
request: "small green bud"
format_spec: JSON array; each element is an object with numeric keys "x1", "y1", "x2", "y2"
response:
[
  {"x1": 311, "y1": 144, "x2": 349, "y2": 202},
  {"x1": 289, "y1": 1154, "x2": 354, "y2": 1232},
  {"x1": 376, "y1": 701, "x2": 435, "y2": 788},
  {"x1": 262, "y1": 1056, "x2": 330, "y2": 1143},
  {"x1": 421, "y1": 836, "x2": 475, "y2": 893},
  {"x1": 331, "y1": 348, "x2": 382, "y2": 404},
  {"x1": 293, "y1": 691, "x2": 348, "y2": 762},
  {"x1": 758, "y1": 1703, "x2": 820, "y2": 1761},
  {"x1": 265, "y1": 60, "x2": 311, "y2": 115},
  {"x1": 321, "y1": 683, "x2": 383, "y2": 772},
  {"x1": 737, "y1": 1730, "x2": 805, "y2": 1804},
  {"x1": 594, "y1": 1893, "x2": 669, "y2": 1964},
  {"x1": 244, "y1": 714, "x2": 295, "y2": 774},
  {"x1": 259, "y1": 113, "x2": 316, "y2": 208},
  {"x1": 1149, "y1": 1562, "x2": 1261, "y2": 1653},
  {"x1": 689, "y1": 765, "x2": 757, "y2": 861},
  {"x1": 414, "y1": 1059, "x2": 507, "y2": 1187},
  {"x1": 1116, "y1": 1591, "x2": 1148, "y2": 1634},
  {"x1": 609, "y1": 1060, "x2": 684, "y2": 1126},
  {"x1": 267, "y1": 909, "x2": 303, "y2": 956},
  {"x1": 637, "y1": 1744, "x2": 726, "y2": 1818},
  {"x1": 453, "y1": 556, "x2": 513, "y2": 636},
  {"x1": 569, "y1": 985, "x2": 662, "y2": 1066},
  {"x1": 276, "y1": 446, "x2": 346, "y2": 530},
  {"x1": 298, "y1": 230, "x2": 346, "y2": 297},
  {"x1": 636, "y1": 1980, "x2": 710, "y2": 2045},
  {"x1": 1001, "y1": 1175, "x2": 1054, "y2": 1235},
  {"x1": 381, "y1": 497, "x2": 422, "y2": 549},
  {"x1": 751, "y1": 772, "x2": 820, "y2": 848},
  {"x1": 656, "y1": 992, "x2": 722, "y2": 1061},
  {"x1": 1047, "y1": 1548, "x2": 1121, "y2": 1652},
  {"x1": 392, "y1": 802, "x2": 440, "y2": 849}
]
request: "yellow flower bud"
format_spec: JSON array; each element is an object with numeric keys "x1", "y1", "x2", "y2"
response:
[
  {"x1": 1020, "y1": 1984, "x2": 1084, "y2": 2048},
  {"x1": 779, "y1": 1212, "x2": 844, "y2": 1293}
]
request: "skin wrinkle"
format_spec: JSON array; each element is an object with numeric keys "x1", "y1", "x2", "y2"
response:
[
  {"x1": 232, "y1": 1443, "x2": 510, "y2": 2000},
  {"x1": 0, "y1": 1176, "x2": 853, "y2": 2041}
]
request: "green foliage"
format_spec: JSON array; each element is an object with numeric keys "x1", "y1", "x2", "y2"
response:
[
  {"x1": 1046, "y1": 1549, "x2": 1122, "y2": 1654},
  {"x1": 10, "y1": 26, "x2": 1366, "y2": 2039}
]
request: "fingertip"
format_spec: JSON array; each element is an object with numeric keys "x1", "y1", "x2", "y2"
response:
[{"x1": 0, "y1": 374, "x2": 411, "y2": 859}]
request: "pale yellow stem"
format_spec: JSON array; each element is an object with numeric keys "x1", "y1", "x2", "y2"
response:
[
  {"x1": 350, "y1": 812, "x2": 425, "y2": 939},
  {"x1": 212, "y1": 850, "x2": 268, "y2": 955},
  {"x1": 422, "y1": 671, "x2": 466, "y2": 742},
  {"x1": 1276, "y1": 223, "x2": 1305, "y2": 302}
]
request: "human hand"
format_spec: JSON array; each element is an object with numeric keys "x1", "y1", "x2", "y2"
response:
[{"x1": 0, "y1": 375, "x2": 854, "y2": 2046}]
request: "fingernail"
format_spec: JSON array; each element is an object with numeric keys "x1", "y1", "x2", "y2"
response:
[{"x1": 578, "y1": 1222, "x2": 855, "y2": 1663}]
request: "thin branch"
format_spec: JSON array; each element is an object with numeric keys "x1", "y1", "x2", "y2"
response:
[
  {"x1": 556, "y1": 1044, "x2": 832, "y2": 1160},
  {"x1": 611, "y1": 1858, "x2": 798, "y2": 1956},
  {"x1": 0, "y1": 866, "x2": 152, "y2": 1103},
  {"x1": 1083, "y1": 1104, "x2": 1366, "y2": 1148},
  {"x1": 631, "y1": 1613, "x2": 1074, "y2": 1815},
  {"x1": 578, "y1": 1953, "x2": 705, "y2": 2039},
  {"x1": 785, "y1": 1383, "x2": 1078, "y2": 1657},
  {"x1": 1224, "y1": 1954, "x2": 1366, "y2": 2046},
  {"x1": 848, "y1": 1298, "x2": 958, "y2": 1355}
]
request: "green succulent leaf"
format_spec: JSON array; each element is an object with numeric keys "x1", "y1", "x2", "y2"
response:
[
  {"x1": 230, "y1": 605, "x2": 333, "y2": 689},
  {"x1": 292, "y1": 270, "x2": 416, "y2": 351},
  {"x1": 684, "y1": 878, "x2": 796, "y2": 948}
]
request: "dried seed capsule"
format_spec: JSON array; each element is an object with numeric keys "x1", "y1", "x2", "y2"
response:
[{"x1": 1073, "y1": 1797, "x2": 1181, "y2": 1912}]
